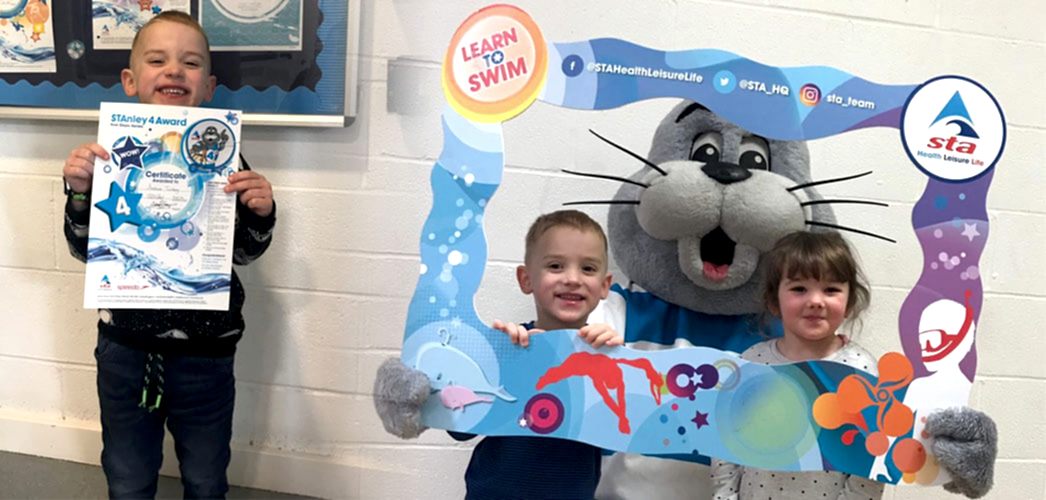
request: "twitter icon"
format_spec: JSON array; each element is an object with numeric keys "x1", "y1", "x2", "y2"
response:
[{"x1": 713, "y1": 70, "x2": 737, "y2": 94}]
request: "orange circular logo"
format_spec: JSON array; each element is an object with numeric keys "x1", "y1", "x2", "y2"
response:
[{"x1": 442, "y1": 4, "x2": 547, "y2": 123}]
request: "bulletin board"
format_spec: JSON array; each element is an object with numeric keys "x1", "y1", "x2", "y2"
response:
[{"x1": 0, "y1": 0, "x2": 358, "y2": 127}]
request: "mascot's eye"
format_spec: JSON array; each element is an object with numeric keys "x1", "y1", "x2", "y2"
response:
[
  {"x1": 689, "y1": 132, "x2": 722, "y2": 163},
  {"x1": 739, "y1": 136, "x2": 771, "y2": 171}
]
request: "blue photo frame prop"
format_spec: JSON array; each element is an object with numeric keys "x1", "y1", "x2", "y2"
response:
[{"x1": 396, "y1": 4, "x2": 1004, "y2": 486}]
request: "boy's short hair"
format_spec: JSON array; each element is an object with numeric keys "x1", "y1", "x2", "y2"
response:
[
  {"x1": 130, "y1": 11, "x2": 211, "y2": 70},
  {"x1": 762, "y1": 231, "x2": 871, "y2": 324},
  {"x1": 524, "y1": 210, "x2": 608, "y2": 265}
]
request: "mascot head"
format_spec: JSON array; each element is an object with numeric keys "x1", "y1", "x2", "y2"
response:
[{"x1": 606, "y1": 102, "x2": 837, "y2": 315}]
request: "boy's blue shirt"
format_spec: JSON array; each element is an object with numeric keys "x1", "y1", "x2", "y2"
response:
[{"x1": 450, "y1": 320, "x2": 602, "y2": 499}]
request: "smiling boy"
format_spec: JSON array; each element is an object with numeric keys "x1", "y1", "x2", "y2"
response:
[
  {"x1": 452, "y1": 210, "x2": 623, "y2": 499},
  {"x1": 61, "y1": 12, "x2": 275, "y2": 499}
]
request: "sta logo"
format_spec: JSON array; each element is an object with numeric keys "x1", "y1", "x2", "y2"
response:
[{"x1": 926, "y1": 91, "x2": 978, "y2": 155}]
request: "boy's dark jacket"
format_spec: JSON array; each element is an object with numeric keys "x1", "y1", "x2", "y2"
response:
[{"x1": 64, "y1": 157, "x2": 275, "y2": 357}]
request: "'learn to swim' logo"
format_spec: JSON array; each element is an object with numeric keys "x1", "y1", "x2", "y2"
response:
[
  {"x1": 901, "y1": 76, "x2": 1005, "y2": 182},
  {"x1": 442, "y1": 4, "x2": 548, "y2": 123},
  {"x1": 100, "y1": 275, "x2": 111, "y2": 289}
]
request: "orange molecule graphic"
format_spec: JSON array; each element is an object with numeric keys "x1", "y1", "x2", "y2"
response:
[
  {"x1": 891, "y1": 438, "x2": 927, "y2": 474},
  {"x1": 812, "y1": 351, "x2": 919, "y2": 479},
  {"x1": 864, "y1": 431, "x2": 889, "y2": 456},
  {"x1": 813, "y1": 392, "x2": 866, "y2": 431}
]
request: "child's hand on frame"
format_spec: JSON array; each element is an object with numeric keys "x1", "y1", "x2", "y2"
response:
[
  {"x1": 225, "y1": 170, "x2": 274, "y2": 217},
  {"x1": 579, "y1": 323, "x2": 623, "y2": 348},
  {"x1": 492, "y1": 319, "x2": 545, "y2": 348},
  {"x1": 63, "y1": 143, "x2": 109, "y2": 196}
]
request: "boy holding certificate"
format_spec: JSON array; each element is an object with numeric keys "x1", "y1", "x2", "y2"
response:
[{"x1": 61, "y1": 12, "x2": 275, "y2": 498}]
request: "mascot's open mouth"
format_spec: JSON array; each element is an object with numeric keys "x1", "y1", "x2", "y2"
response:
[{"x1": 699, "y1": 226, "x2": 735, "y2": 282}]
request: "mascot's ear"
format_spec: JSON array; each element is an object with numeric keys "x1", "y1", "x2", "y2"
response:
[{"x1": 673, "y1": 102, "x2": 710, "y2": 123}]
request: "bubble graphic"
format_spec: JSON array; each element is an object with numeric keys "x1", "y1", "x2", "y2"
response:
[
  {"x1": 138, "y1": 223, "x2": 160, "y2": 242},
  {"x1": 165, "y1": 237, "x2": 179, "y2": 250},
  {"x1": 66, "y1": 40, "x2": 85, "y2": 60},
  {"x1": 524, "y1": 393, "x2": 564, "y2": 434}
]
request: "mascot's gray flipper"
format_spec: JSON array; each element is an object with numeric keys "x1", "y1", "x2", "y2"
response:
[
  {"x1": 373, "y1": 357, "x2": 431, "y2": 439},
  {"x1": 926, "y1": 407, "x2": 997, "y2": 498}
]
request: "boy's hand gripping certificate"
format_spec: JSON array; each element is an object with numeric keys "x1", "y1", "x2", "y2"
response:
[{"x1": 84, "y1": 102, "x2": 243, "y2": 311}]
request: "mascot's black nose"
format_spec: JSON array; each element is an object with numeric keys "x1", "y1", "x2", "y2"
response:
[{"x1": 701, "y1": 162, "x2": 751, "y2": 185}]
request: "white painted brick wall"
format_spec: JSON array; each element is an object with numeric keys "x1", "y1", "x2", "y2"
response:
[{"x1": 0, "y1": 1, "x2": 1041, "y2": 498}]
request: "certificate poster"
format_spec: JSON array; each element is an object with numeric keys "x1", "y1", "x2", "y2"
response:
[
  {"x1": 84, "y1": 102, "x2": 243, "y2": 311},
  {"x1": 0, "y1": 0, "x2": 56, "y2": 73},
  {"x1": 201, "y1": 0, "x2": 303, "y2": 51},
  {"x1": 91, "y1": 0, "x2": 192, "y2": 50}
]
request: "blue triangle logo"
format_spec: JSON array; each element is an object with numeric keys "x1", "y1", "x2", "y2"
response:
[
  {"x1": 931, "y1": 91, "x2": 973, "y2": 126},
  {"x1": 931, "y1": 91, "x2": 979, "y2": 138}
]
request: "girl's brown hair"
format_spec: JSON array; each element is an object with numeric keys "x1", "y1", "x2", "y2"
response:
[{"x1": 762, "y1": 231, "x2": 870, "y2": 329}]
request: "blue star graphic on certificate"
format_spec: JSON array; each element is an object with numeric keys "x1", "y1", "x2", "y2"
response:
[
  {"x1": 94, "y1": 181, "x2": 142, "y2": 231},
  {"x1": 112, "y1": 137, "x2": 149, "y2": 170},
  {"x1": 224, "y1": 111, "x2": 240, "y2": 125}
]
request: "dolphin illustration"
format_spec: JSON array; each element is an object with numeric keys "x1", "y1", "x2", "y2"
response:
[
  {"x1": 439, "y1": 384, "x2": 494, "y2": 411},
  {"x1": 413, "y1": 341, "x2": 516, "y2": 402}
]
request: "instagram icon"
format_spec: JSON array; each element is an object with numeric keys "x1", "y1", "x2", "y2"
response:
[{"x1": 800, "y1": 83, "x2": 821, "y2": 106}]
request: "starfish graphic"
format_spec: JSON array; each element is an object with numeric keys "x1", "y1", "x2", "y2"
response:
[
  {"x1": 94, "y1": 181, "x2": 143, "y2": 231},
  {"x1": 112, "y1": 137, "x2": 149, "y2": 170},
  {"x1": 960, "y1": 223, "x2": 980, "y2": 242},
  {"x1": 691, "y1": 410, "x2": 710, "y2": 430}
]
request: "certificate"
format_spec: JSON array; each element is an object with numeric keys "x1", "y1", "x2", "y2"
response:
[
  {"x1": 200, "y1": 0, "x2": 303, "y2": 51},
  {"x1": 84, "y1": 102, "x2": 243, "y2": 310},
  {"x1": 91, "y1": 0, "x2": 192, "y2": 51},
  {"x1": 0, "y1": 0, "x2": 56, "y2": 73}
]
